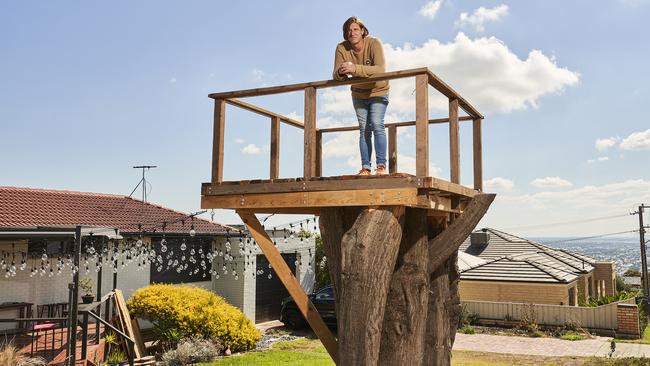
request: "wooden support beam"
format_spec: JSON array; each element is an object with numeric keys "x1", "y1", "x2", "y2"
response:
[
  {"x1": 388, "y1": 124, "x2": 397, "y2": 174},
  {"x1": 201, "y1": 188, "x2": 420, "y2": 210},
  {"x1": 318, "y1": 116, "x2": 473, "y2": 134},
  {"x1": 226, "y1": 98, "x2": 304, "y2": 129},
  {"x1": 415, "y1": 74, "x2": 429, "y2": 177},
  {"x1": 270, "y1": 116, "x2": 280, "y2": 179},
  {"x1": 238, "y1": 212, "x2": 337, "y2": 361},
  {"x1": 304, "y1": 87, "x2": 317, "y2": 179},
  {"x1": 449, "y1": 98, "x2": 460, "y2": 185},
  {"x1": 209, "y1": 68, "x2": 430, "y2": 99},
  {"x1": 316, "y1": 131, "x2": 323, "y2": 177},
  {"x1": 211, "y1": 99, "x2": 226, "y2": 183},
  {"x1": 473, "y1": 118, "x2": 483, "y2": 191},
  {"x1": 427, "y1": 193, "x2": 495, "y2": 274}
]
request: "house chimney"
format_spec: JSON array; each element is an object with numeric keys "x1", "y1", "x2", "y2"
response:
[{"x1": 470, "y1": 231, "x2": 490, "y2": 246}]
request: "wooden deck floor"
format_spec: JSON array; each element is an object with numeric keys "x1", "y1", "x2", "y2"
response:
[{"x1": 202, "y1": 173, "x2": 478, "y2": 214}]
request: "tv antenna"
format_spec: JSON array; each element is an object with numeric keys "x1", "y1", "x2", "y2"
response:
[{"x1": 129, "y1": 165, "x2": 157, "y2": 202}]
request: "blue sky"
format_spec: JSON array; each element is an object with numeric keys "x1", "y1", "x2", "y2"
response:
[{"x1": 1, "y1": 1, "x2": 649, "y2": 236}]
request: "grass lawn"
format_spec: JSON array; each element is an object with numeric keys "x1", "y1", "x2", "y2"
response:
[{"x1": 200, "y1": 338, "x2": 650, "y2": 366}]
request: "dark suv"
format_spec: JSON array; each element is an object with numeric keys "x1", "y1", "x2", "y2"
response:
[{"x1": 280, "y1": 285, "x2": 336, "y2": 329}]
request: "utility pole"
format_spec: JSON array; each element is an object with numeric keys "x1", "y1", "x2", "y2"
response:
[{"x1": 633, "y1": 204, "x2": 650, "y2": 300}]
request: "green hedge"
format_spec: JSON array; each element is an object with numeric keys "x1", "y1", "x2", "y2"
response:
[{"x1": 127, "y1": 284, "x2": 261, "y2": 352}]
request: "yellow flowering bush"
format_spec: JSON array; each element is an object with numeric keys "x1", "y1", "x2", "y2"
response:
[{"x1": 127, "y1": 284, "x2": 261, "y2": 352}]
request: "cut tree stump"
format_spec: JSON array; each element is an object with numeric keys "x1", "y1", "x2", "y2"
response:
[{"x1": 320, "y1": 194, "x2": 494, "y2": 366}]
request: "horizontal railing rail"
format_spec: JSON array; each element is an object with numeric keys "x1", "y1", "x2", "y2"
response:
[{"x1": 208, "y1": 67, "x2": 484, "y2": 191}]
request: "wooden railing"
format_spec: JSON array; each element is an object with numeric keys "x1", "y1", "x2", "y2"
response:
[{"x1": 209, "y1": 67, "x2": 484, "y2": 191}]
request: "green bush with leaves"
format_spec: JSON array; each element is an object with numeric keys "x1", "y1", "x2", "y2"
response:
[
  {"x1": 583, "y1": 291, "x2": 638, "y2": 307},
  {"x1": 127, "y1": 284, "x2": 261, "y2": 352}
]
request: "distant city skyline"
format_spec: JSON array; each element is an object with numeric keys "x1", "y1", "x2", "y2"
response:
[{"x1": 1, "y1": 1, "x2": 649, "y2": 236}]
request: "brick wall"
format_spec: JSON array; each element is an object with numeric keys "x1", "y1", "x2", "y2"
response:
[
  {"x1": 459, "y1": 280, "x2": 574, "y2": 305},
  {"x1": 594, "y1": 262, "x2": 616, "y2": 296},
  {"x1": 616, "y1": 303, "x2": 640, "y2": 337}
]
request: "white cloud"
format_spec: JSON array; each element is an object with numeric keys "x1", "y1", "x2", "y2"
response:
[
  {"x1": 455, "y1": 5, "x2": 509, "y2": 33},
  {"x1": 587, "y1": 157, "x2": 610, "y2": 164},
  {"x1": 241, "y1": 144, "x2": 262, "y2": 155},
  {"x1": 484, "y1": 177, "x2": 514, "y2": 191},
  {"x1": 169, "y1": 78, "x2": 177, "y2": 84},
  {"x1": 482, "y1": 179, "x2": 650, "y2": 236},
  {"x1": 324, "y1": 33, "x2": 579, "y2": 116},
  {"x1": 419, "y1": 0, "x2": 443, "y2": 19},
  {"x1": 595, "y1": 137, "x2": 618, "y2": 151},
  {"x1": 620, "y1": 128, "x2": 650, "y2": 150},
  {"x1": 251, "y1": 68, "x2": 265, "y2": 82},
  {"x1": 234, "y1": 138, "x2": 245, "y2": 144},
  {"x1": 530, "y1": 176, "x2": 573, "y2": 188},
  {"x1": 501, "y1": 179, "x2": 649, "y2": 212}
]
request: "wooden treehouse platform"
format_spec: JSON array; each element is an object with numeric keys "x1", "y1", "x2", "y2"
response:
[{"x1": 202, "y1": 68, "x2": 494, "y2": 366}]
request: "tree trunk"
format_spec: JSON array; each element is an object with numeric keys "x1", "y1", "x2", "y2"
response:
[
  {"x1": 318, "y1": 194, "x2": 494, "y2": 366},
  {"x1": 379, "y1": 208, "x2": 430, "y2": 365},
  {"x1": 320, "y1": 206, "x2": 405, "y2": 366}
]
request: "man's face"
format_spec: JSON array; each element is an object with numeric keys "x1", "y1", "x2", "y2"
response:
[{"x1": 347, "y1": 22, "x2": 363, "y2": 44}]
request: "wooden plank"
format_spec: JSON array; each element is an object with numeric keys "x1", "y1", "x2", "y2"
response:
[
  {"x1": 114, "y1": 289, "x2": 142, "y2": 359},
  {"x1": 238, "y1": 212, "x2": 338, "y2": 361},
  {"x1": 202, "y1": 175, "x2": 478, "y2": 198},
  {"x1": 130, "y1": 317, "x2": 147, "y2": 359},
  {"x1": 388, "y1": 124, "x2": 397, "y2": 174},
  {"x1": 318, "y1": 116, "x2": 473, "y2": 134},
  {"x1": 426, "y1": 70, "x2": 483, "y2": 120},
  {"x1": 303, "y1": 87, "x2": 317, "y2": 179},
  {"x1": 316, "y1": 131, "x2": 323, "y2": 177},
  {"x1": 209, "y1": 68, "x2": 429, "y2": 99},
  {"x1": 449, "y1": 98, "x2": 460, "y2": 184},
  {"x1": 473, "y1": 118, "x2": 483, "y2": 191},
  {"x1": 201, "y1": 188, "x2": 420, "y2": 210},
  {"x1": 212, "y1": 99, "x2": 225, "y2": 183},
  {"x1": 226, "y1": 98, "x2": 304, "y2": 129},
  {"x1": 270, "y1": 116, "x2": 280, "y2": 179},
  {"x1": 415, "y1": 74, "x2": 429, "y2": 177}
]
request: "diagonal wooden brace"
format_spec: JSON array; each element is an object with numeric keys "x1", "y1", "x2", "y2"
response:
[{"x1": 238, "y1": 210, "x2": 338, "y2": 362}]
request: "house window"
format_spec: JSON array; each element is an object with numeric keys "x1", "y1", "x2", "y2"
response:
[
  {"x1": 568, "y1": 287, "x2": 576, "y2": 306},
  {"x1": 150, "y1": 237, "x2": 214, "y2": 284}
]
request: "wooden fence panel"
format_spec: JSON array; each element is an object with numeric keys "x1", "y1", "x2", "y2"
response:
[{"x1": 461, "y1": 300, "x2": 627, "y2": 330}]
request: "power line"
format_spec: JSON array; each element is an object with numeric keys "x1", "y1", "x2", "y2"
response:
[
  {"x1": 504, "y1": 213, "x2": 628, "y2": 231},
  {"x1": 540, "y1": 229, "x2": 639, "y2": 245}
]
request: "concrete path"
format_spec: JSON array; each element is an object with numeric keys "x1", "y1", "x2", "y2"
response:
[
  {"x1": 454, "y1": 333, "x2": 650, "y2": 358},
  {"x1": 256, "y1": 321, "x2": 650, "y2": 359}
]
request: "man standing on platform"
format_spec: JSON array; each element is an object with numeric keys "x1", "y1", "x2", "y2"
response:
[{"x1": 333, "y1": 16, "x2": 390, "y2": 176}]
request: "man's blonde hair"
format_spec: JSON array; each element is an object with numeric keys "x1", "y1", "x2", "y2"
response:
[{"x1": 342, "y1": 16, "x2": 369, "y2": 40}]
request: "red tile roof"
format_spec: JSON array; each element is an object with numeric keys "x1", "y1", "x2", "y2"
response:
[{"x1": 0, "y1": 186, "x2": 232, "y2": 235}]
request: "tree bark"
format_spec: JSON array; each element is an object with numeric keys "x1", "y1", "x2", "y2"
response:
[
  {"x1": 379, "y1": 208, "x2": 430, "y2": 365},
  {"x1": 318, "y1": 194, "x2": 494, "y2": 366},
  {"x1": 320, "y1": 206, "x2": 405, "y2": 366}
]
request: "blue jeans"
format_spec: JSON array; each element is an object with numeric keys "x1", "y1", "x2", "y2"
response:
[{"x1": 352, "y1": 96, "x2": 389, "y2": 170}]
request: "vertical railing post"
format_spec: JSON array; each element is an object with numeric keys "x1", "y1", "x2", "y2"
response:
[
  {"x1": 415, "y1": 74, "x2": 429, "y2": 177},
  {"x1": 316, "y1": 131, "x2": 323, "y2": 177},
  {"x1": 304, "y1": 87, "x2": 317, "y2": 179},
  {"x1": 449, "y1": 98, "x2": 460, "y2": 184},
  {"x1": 388, "y1": 125, "x2": 397, "y2": 174},
  {"x1": 270, "y1": 116, "x2": 280, "y2": 179},
  {"x1": 473, "y1": 118, "x2": 483, "y2": 191},
  {"x1": 212, "y1": 99, "x2": 226, "y2": 183}
]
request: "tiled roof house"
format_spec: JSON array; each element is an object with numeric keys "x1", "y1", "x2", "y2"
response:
[{"x1": 458, "y1": 228, "x2": 616, "y2": 306}]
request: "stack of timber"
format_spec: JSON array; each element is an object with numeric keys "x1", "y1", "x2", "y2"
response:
[{"x1": 112, "y1": 289, "x2": 155, "y2": 366}]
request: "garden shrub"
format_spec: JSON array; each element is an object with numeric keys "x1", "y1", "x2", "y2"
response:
[
  {"x1": 0, "y1": 343, "x2": 46, "y2": 366},
  {"x1": 127, "y1": 284, "x2": 261, "y2": 352},
  {"x1": 160, "y1": 337, "x2": 223, "y2": 365}
]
